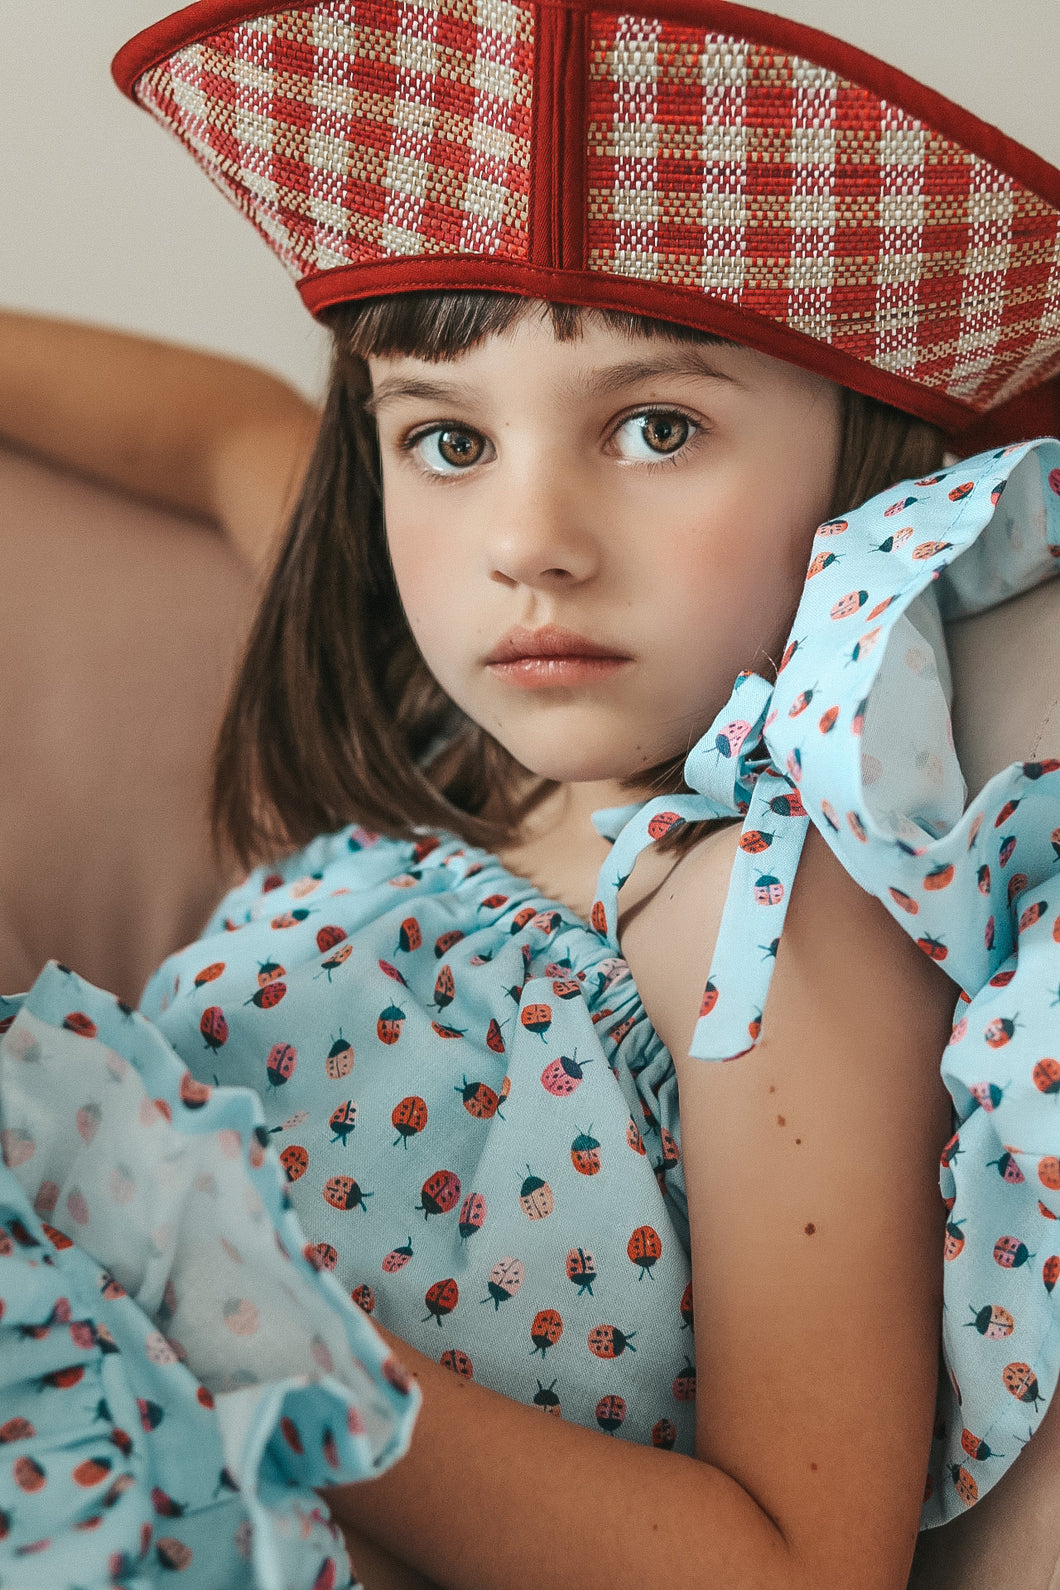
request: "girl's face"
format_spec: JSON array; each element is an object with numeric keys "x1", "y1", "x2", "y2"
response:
[{"x1": 370, "y1": 309, "x2": 841, "y2": 794}]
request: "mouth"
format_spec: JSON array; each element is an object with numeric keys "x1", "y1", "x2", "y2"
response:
[{"x1": 485, "y1": 625, "x2": 631, "y2": 687}]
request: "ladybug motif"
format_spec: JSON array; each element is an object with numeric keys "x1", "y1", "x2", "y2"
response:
[
  {"x1": 270, "y1": 910, "x2": 311, "y2": 930},
  {"x1": 1007, "y1": 871, "x2": 1029, "y2": 906},
  {"x1": 680, "y1": 1280, "x2": 694, "y2": 1331},
  {"x1": 377, "y1": 1004, "x2": 406, "y2": 1045},
  {"x1": 483, "y1": 1257, "x2": 524, "y2": 1309},
  {"x1": 652, "y1": 1418, "x2": 678, "y2": 1450},
  {"x1": 317, "y1": 943, "x2": 353, "y2": 980},
  {"x1": 699, "y1": 979, "x2": 719, "y2": 1016},
  {"x1": 441, "y1": 1348, "x2": 474, "y2": 1378},
  {"x1": 806, "y1": 550, "x2": 839, "y2": 579},
  {"x1": 431, "y1": 1020, "x2": 467, "y2": 1039},
  {"x1": 944, "y1": 1219, "x2": 966, "y2": 1261},
  {"x1": 330, "y1": 1100, "x2": 359, "y2": 1146},
  {"x1": 194, "y1": 962, "x2": 226, "y2": 987},
  {"x1": 279, "y1": 1144, "x2": 309, "y2": 1182},
  {"x1": 989, "y1": 968, "x2": 1016, "y2": 988},
  {"x1": 1032, "y1": 1058, "x2": 1060, "y2": 1095},
  {"x1": 246, "y1": 980, "x2": 287, "y2": 1011},
  {"x1": 551, "y1": 978, "x2": 583, "y2": 1000},
  {"x1": 485, "y1": 1018, "x2": 506, "y2": 1054},
  {"x1": 916, "y1": 935, "x2": 948, "y2": 962},
  {"x1": 1019, "y1": 900, "x2": 1047, "y2": 933},
  {"x1": 378, "y1": 958, "x2": 409, "y2": 987},
  {"x1": 648, "y1": 811, "x2": 685, "y2": 840},
  {"x1": 529, "y1": 1308, "x2": 564, "y2": 1356},
  {"x1": 960, "y1": 1428, "x2": 1002, "y2": 1462},
  {"x1": 324, "y1": 1033, "x2": 354, "y2": 1077},
  {"x1": 417, "y1": 1169, "x2": 461, "y2": 1219},
  {"x1": 627, "y1": 1225, "x2": 663, "y2": 1279},
  {"x1": 256, "y1": 959, "x2": 285, "y2": 987},
  {"x1": 738, "y1": 829, "x2": 774, "y2": 854},
  {"x1": 1038, "y1": 1156, "x2": 1060, "y2": 1191},
  {"x1": 455, "y1": 1077, "x2": 503, "y2": 1120},
  {"x1": 540, "y1": 1050, "x2": 592, "y2": 1097},
  {"x1": 672, "y1": 1358, "x2": 697, "y2": 1402},
  {"x1": 993, "y1": 1235, "x2": 1034, "y2": 1269},
  {"x1": 565, "y1": 1247, "x2": 597, "y2": 1296},
  {"x1": 570, "y1": 1128, "x2": 602, "y2": 1176},
  {"x1": 308, "y1": 1242, "x2": 338, "y2": 1272},
  {"x1": 519, "y1": 1167, "x2": 555, "y2": 1220},
  {"x1": 382, "y1": 1237, "x2": 414, "y2": 1274},
  {"x1": 590, "y1": 900, "x2": 608, "y2": 935},
  {"x1": 396, "y1": 918, "x2": 422, "y2": 953},
  {"x1": 965, "y1": 1303, "x2": 1015, "y2": 1340},
  {"x1": 1043, "y1": 1255, "x2": 1060, "y2": 1294},
  {"x1": 595, "y1": 1394, "x2": 626, "y2": 1435},
  {"x1": 63, "y1": 1012, "x2": 97, "y2": 1039},
  {"x1": 818, "y1": 706, "x2": 840, "y2": 734},
  {"x1": 986, "y1": 1150, "x2": 1025, "y2": 1185},
  {"x1": 923, "y1": 863, "x2": 955, "y2": 890},
  {"x1": 949, "y1": 1465, "x2": 979, "y2": 1506},
  {"x1": 587, "y1": 1324, "x2": 636, "y2": 1359},
  {"x1": 984, "y1": 1016, "x2": 1017, "y2": 1049},
  {"x1": 912, "y1": 539, "x2": 953, "y2": 560},
  {"x1": 969, "y1": 1081, "x2": 1006, "y2": 1112},
  {"x1": 888, "y1": 887, "x2": 919, "y2": 916},
  {"x1": 316, "y1": 924, "x2": 348, "y2": 954},
  {"x1": 1002, "y1": 1362, "x2": 1042, "y2": 1408},
  {"x1": 423, "y1": 1278, "x2": 459, "y2": 1326},
  {"x1": 322, "y1": 1175, "x2": 373, "y2": 1213},
  {"x1": 351, "y1": 1284, "x2": 375, "y2": 1314},
  {"x1": 520, "y1": 1003, "x2": 553, "y2": 1040},
  {"x1": 533, "y1": 1380, "x2": 561, "y2": 1416},
  {"x1": 626, "y1": 1118, "x2": 646, "y2": 1156},
  {"x1": 458, "y1": 1192, "x2": 488, "y2": 1241},
  {"x1": 199, "y1": 1006, "x2": 229, "y2": 1053},
  {"x1": 265, "y1": 1042, "x2": 298, "y2": 1088},
  {"x1": 432, "y1": 965, "x2": 456, "y2": 1010},
  {"x1": 829, "y1": 589, "x2": 868, "y2": 620},
  {"x1": 12, "y1": 1456, "x2": 46, "y2": 1492},
  {"x1": 847, "y1": 811, "x2": 867, "y2": 843},
  {"x1": 434, "y1": 929, "x2": 465, "y2": 958},
  {"x1": 391, "y1": 1095, "x2": 428, "y2": 1147},
  {"x1": 753, "y1": 874, "x2": 784, "y2": 906},
  {"x1": 999, "y1": 835, "x2": 1017, "y2": 867}
]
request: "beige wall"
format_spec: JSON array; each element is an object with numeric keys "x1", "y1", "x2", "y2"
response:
[{"x1": 3, "y1": 0, "x2": 1058, "y2": 400}]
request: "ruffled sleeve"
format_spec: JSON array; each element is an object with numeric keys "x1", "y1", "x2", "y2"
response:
[{"x1": 0, "y1": 961, "x2": 419, "y2": 1588}]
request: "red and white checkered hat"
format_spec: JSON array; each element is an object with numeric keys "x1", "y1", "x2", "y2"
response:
[{"x1": 114, "y1": 0, "x2": 1060, "y2": 441}]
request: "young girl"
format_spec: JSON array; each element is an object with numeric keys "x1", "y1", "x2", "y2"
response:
[{"x1": 3, "y1": 1, "x2": 1060, "y2": 1586}]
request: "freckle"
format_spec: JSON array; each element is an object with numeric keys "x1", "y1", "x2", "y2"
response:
[
  {"x1": 810, "y1": 1462, "x2": 818, "y2": 1472},
  {"x1": 804, "y1": 1222, "x2": 816, "y2": 1235},
  {"x1": 776, "y1": 1115, "x2": 786, "y2": 1126},
  {"x1": 795, "y1": 1137, "x2": 802, "y2": 1145},
  {"x1": 768, "y1": 1085, "x2": 776, "y2": 1094}
]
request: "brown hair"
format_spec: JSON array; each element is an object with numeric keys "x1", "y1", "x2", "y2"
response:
[{"x1": 212, "y1": 292, "x2": 947, "y2": 868}]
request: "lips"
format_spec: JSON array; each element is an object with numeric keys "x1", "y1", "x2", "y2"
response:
[{"x1": 485, "y1": 625, "x2": 629, "y2": 665}]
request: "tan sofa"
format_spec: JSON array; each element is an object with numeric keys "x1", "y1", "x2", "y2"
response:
[{"x1": 1, "y1": 439, "x2": 1058, "y2": 1587}]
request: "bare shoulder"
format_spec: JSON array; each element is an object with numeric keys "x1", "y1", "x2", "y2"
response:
[{"x1": 621, "y1": 819, "x2": 957, "y2": 1065}]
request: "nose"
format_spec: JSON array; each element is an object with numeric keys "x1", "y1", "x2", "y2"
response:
[{"x1": 486, "y1": 464, "x2": 600, "y2": 589}]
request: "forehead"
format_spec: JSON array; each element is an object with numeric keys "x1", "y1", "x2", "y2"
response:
[{"x1": 365, "y1": 310, "x2": 835, "y2": 410}]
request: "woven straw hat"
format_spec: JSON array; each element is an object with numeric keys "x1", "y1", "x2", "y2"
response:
[{"x1": 114, "y1": 0, "x2": 1060, "y2": 444}]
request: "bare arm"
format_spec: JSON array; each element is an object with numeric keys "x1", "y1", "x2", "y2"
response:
[
  {"x1": 0, "y1": 308, "x2": 319, "y2": 572},
  {"x1": 326, "y1": 826, "x2": 953, "y2": 1590}
]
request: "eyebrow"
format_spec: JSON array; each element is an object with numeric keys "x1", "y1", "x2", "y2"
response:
[{"x1": 365, "y1": 342, "x2": 739, "y2": 415}]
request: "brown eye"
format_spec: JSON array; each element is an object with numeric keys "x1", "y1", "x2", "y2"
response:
[
  {"x1": 435, "y1": 428, "x2": 484, "y2": 468},
  {"x1": 640, "y1": 413, "x2": 689, "y2": 454}
]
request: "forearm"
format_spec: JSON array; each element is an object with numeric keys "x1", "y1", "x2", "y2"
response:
[
  {"x1": 0, "y1": 309, "x2": 317, "y2": 565},
  {"x1": 326, "y1": 1327, "x2": 832, "y2": 1590}
]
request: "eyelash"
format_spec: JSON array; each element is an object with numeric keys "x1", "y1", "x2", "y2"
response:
[{"x1": 397, "y1": 407, "x2": 703, "y2": 480}]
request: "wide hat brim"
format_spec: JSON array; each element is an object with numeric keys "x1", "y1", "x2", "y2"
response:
[{"x1": 114, "y1": 0, "x2": 1060, "y2": 442}]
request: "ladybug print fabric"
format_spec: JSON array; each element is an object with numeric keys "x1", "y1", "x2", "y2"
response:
[
  {"x1": 141, "y1": 439, "x2": 1060, "y2": 1533},
  {"x1": 143, "y1": 828, "x2": 697, "y2": 1465},
  {"x1": 0, "y1": 963, "x2": 417, "y2": 1587}
]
